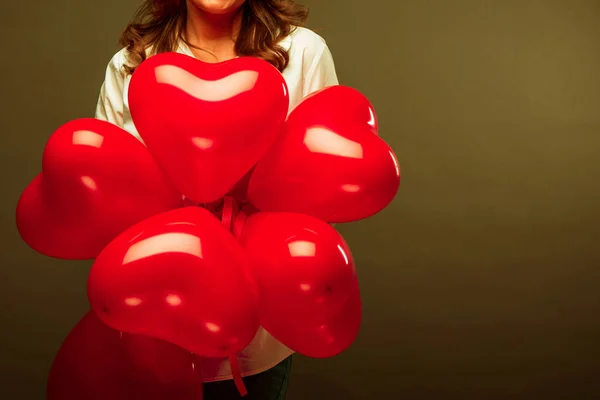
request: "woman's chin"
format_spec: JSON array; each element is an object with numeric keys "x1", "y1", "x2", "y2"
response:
[{"x1": 189, "y1": 0, "x2": 246, "y2": 15}]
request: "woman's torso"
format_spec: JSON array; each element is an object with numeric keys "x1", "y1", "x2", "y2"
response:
[{"x1": 101, "y1": 26, "x2": 338, "y2": 382}]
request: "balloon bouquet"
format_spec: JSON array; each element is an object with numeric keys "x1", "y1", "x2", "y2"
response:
[{"x1": 16, "y1": 53, "x2": 401, "y2": 399}]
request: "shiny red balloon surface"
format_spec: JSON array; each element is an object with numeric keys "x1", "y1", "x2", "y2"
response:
[
  {"x1": 238, "y1": 211, "x2": 361, "y2": 358},
  {"x1": 128, "y1": 52, "x2": 289, "y2": 204},
  {"x1": 247, "y1": 85, "x2": 401, "y2": 223},
  {"x1": 238, "y1": 212, "x2": 357, "y2": 325},
  {"x1": 16, "y1": 118, "x2": 182, "y2": 259},
  {"x1": 47, "y1": 311, "x2": 203, "y2": 400},
  {"x1": 87, "y1": 206, "x2": 260, "y2": 358},
  {"x1": 262, "y1": 279, "x2": 362, "y2": 359},
  {"x1": 301, "y1": 85, "x2": 379, "y2": 135}
]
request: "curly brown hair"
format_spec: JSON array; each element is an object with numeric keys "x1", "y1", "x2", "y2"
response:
[{"x1": 119, "y1": 0, "x2": 309, "y2": 74}]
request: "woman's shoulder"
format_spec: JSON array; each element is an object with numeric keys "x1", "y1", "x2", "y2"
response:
[
  {"x1": 104, "y1": 47, "x2": 130, "y2": 76},
  {"x1": 283, "y1": 26, "x2": 330, "y2": 56},
  {"x1": 288, "y1": 26, "x2": 328, "y2": 46},
  {"x1": 104, "y1": 46, "x2": 154, "y2": 76}
]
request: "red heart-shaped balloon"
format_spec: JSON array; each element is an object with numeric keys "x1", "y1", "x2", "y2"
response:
[
  {"x1": 261, "y1": 279, "x2": 362, "y2": 359},
  {"x1": 238, "y1": 211, "x2": 361, "y2": 358},
  {"x1": 247, "y1": 85, "x2": 401, "y2": 223},
  {"x1": 47, "y1": 311, "x2": 204, "y2": 400},
  {"x1": 128, "y1": 52, "x2": 289, "y2": 204},
  {"x1": 16, "y1": 118, "x2": 182, "y2": 260},
  {"x1": 87, "y1": 206, "x2": 260, "y2": 358},
  {"x1": 238, "y1": 212, "x2": 357, "y2": 326},
  {"x1": 298, "y1": 85, "x2": 379, "y2": 135}
]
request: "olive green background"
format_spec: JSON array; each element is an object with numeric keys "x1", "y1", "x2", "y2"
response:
[{"x1": 1, "y1": 0, "x2": 599, "y2": 398}]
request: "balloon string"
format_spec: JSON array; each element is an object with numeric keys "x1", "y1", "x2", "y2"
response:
[
  {"x1": 221, "y1": 198, "x2": 247, "y2": 396},
  {"x1": 191, "y1": 354, "x2": 204, "y2": 399},
  {"x1": 232, "y1": 206, "x2": 249, "y2": 239},
  {"x1": 229, "y1": 354, "x2": 248, "y2": 397},
  {"x1": 221, "y1": 196, "x2": 235, "y2": 232},
  {"x1": 219, "y1": 197, "x2": 248, "y2": 396}
]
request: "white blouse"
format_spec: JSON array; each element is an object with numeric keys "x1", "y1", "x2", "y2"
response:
[{"x1": 94, "y1": 26, "x2": 339, "y2": 382}]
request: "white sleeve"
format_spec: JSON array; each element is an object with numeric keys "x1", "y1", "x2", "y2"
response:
[
  {"x1": 302, "y1": 41, "x2": 339, "y2": 97},
  {"x1": 302, "y1": 39, "x2": 340, "y2": 227},
  {"x1": 95, "y1": 52, "x2": 126, "y2": 128}
]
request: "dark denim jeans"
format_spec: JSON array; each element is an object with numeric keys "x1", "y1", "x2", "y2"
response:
[{"x1": 203, "y1": 356, "x2": 292, "y2": 400}]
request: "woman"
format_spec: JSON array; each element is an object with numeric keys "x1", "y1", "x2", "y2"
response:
[{"x1": 94, "y1": 0, "x2": 338, "y2": 399}]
